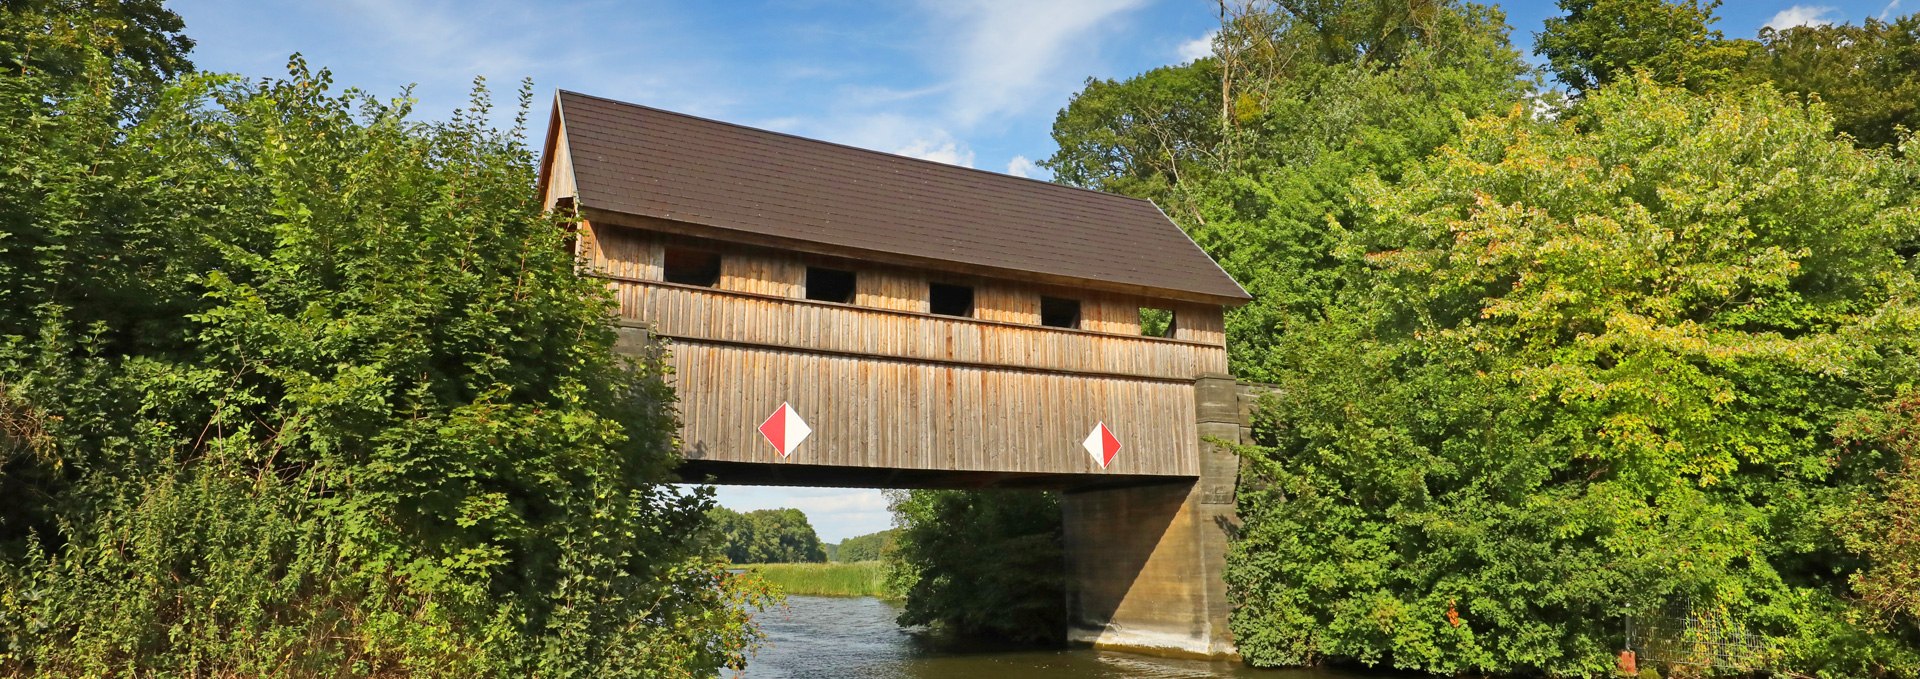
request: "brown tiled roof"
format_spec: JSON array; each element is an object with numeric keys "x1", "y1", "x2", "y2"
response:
[{"x1": 550, "y1": 90, "x2": 1249, "y2": 302}]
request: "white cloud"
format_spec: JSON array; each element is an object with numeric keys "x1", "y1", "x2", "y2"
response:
[
  {"x1": 763, "y1": 1, "x2": 1145, "y2": 173},
  {"x1": 1883, "y1": 0, "x2": 1904, "y2": 19},
  {"x1": 924, "y1": 0, "x2": 1152, "y2": 126},
  {"x1": 175, "y1": 0, "x2": 739, "y2": 131},
  {"x1": 753, "y1": 116, "x2": 805, "y2": 133},
  {"x1": 336, "y1": 0, "x2": 536, "y2": 76},
  {"x1": 1006, "y1": 155, "x2": 1040, "y2": 177},
  {"x1": 787, "y1": 113, "x2": 976, "y2": 167},
  {"x1": 895, "y1": 138, "x2": 977, "y2": 167},
  {"x1": 1176, "y1": 30, "x2": 1217, "y2": 63},
  {"x1": 1765, "y1": 5, "x2": 1838, "y2": 30}
]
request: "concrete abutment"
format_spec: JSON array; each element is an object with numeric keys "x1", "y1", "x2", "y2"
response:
[{"x1": 1061, "y1": 373, "x2": 1251, "y2": 660}]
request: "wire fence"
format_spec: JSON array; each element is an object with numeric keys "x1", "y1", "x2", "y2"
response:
[{"x1": 1625, "y1": 599, "x2": 1771, "y2": 673}]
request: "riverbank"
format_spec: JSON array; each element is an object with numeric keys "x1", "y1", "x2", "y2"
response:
[{"x1": 748, "y1": 562, "x2": 894, "y2": 598}]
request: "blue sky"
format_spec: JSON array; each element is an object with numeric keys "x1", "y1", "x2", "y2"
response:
[{"x1": 173, "y1": 0, "x2": 1909, "y2": 542}]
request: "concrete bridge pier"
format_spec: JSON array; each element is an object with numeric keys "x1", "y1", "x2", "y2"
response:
[{"x1": 1062, "y1": 373, "x2": 1247, "y2": 660}]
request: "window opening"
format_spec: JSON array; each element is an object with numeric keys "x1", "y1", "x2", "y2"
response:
[
  {"x1": 1140, "y1": 307, "x2": 1176, "y2": 337},
  {"x1": 1041, "y1": 296, "x2": 1081, "y2": 329},
  {"x1": 929, "y1": 282, "x2": 974, "y2": 317},
  {"x1": 805, "y1": 266, "x2": 857, "y2": 303},
  {"x1": 662, "y1": 247, "x2": 721, "y2": 287}
]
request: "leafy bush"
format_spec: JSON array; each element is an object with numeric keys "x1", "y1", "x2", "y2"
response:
[
  {"x1": 1225, "y1": 79, "x2": 1920, "y2": 677},
  {"x1": 1836, "y1": 393, "x2": 1920, "y2": 632},
  {"x1": 0, "y1": 38, "x2": 769, "y2": 678},
  {"x1": 884, "y1": 490, "x2": 1063, "y2": 643}
]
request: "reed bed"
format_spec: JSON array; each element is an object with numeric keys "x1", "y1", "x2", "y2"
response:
[{"x1": 747, "y1": 562, "x2": 894, "y2": 598}]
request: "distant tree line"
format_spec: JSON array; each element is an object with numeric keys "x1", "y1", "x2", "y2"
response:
[
  {"x1": 833, "y1": 528, "x2": 896, "y2": 562},
  {"x1": 709, "y1": 507, "x2": 828, "y2": 564}
]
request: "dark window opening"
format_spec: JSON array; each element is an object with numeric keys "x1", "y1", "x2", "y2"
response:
[
  {"x1": 806, "y1": 266, "x2": 857, "y2": 303},
  {"x1": 1140, "y1": 307, "x2": 1176, "y2": 337},
  {"x1": 929, "y1": 282, "x2": 974, "y2": 317},
  {"x1": 1041, "y1": 297, "x2": 1081, "y2": 329},
  {"x1": 662, "y1": 248, "x2": 722, "y2": 287}
]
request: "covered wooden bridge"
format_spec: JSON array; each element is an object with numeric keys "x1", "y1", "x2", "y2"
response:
[{"x1": 537, "y1": 91, "x2": 1253, "y2": 659}]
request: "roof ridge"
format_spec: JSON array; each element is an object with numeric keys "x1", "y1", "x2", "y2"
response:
[{"x1": 554, "y1": 89, "x2": 1161, "y2": 208}]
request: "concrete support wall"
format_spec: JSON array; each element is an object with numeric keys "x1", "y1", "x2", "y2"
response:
[{"x1": 1061, "y1": 373, "x2": 1246, "y2": 659}]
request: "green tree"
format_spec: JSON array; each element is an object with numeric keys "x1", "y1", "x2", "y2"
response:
[
  {"x1": 1042, "y1": 60, "x2": 1221, "y2": 204},
  {"x1": 884, "y1": 490, "x2": 1063, "y2": 643},
  {"x1": 0, "y1": 0, "x2": 193, "y2": 111},
  {"x1": 1836, "y1": 393, "x2": 1920, "y2": 633},
  {"x1": 0, "y1": 47, "x2": 771, "y2": 677},
  {"x1": 1049, "y1": 2, "x2": 1529, "y2": 381},
  {"x1": 834, "y1": 529, "x2": 896, "y2": 562},
  {"x1": 1226, "y1": 78, "x2": 1920, "y2": 676},
  {"x1": 708, "y1": 507, "x2": 828, "y2": 563},
  {"x1": 1536, "y1": 0, "x2": 1753, "y2": 94},
  {"x1": 1739, "y1": 16, "x2": 1920, "y2": 149}
]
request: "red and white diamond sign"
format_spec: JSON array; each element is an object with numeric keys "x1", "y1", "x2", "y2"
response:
[
  {"x1": 758, "y1": 402, "x2": 812, "y2": 458},
  {"x1": 1083, "y1": 421, "x2": 1121, "y2": 469}
]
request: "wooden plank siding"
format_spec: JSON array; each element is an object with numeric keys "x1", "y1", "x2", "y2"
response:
[
  {"x1": 854, "y1": 269, "x2": 925, "y2": 312},
  {"x1": 977, "y1": 283, "x2": 1040, "y2": 324},
  {"x1": 672, "y1": 342, "x2": 1200, "y2": 476},
  {"x1": 541, "y1": 118, "x2": 577, "y2": 209},
  {"x1": 583, "y1": 221, "x2": 1229, "y2": 478},
  {"x1": 719, "y1": 249, "x2": 803, "y2": 297},
  {"x1": 608, "y1": 278, "x2": 1228, "y2": 380},
  {"x1": 1172, "y1": 302, "x2": 1226, "y2": 345},
  {"x1": 583, "y1": 222, "x2": 1230, "y2": 343}
]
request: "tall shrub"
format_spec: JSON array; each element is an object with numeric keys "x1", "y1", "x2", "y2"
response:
[
  {"x1": 885, "y1": 490, "x2": 1063, "y2": 643},
  {"x1": 1225, "y1": 79, "x2": 1920, "y2": 676},
  {"x1": 0, "y1": 52, "x2": 769, "y2": 677}
]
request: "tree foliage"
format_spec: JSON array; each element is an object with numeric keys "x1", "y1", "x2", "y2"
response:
[
  {"x1": 1048, "y1": 1, "x2": 1920, "y2": 674},
  {"x1": 834, "y1": 529, "x2": 896, "y2": 563},
  {"x1": 0, "y1": 23, "x2": 769, "y2": 677},
  {"x1": 1043, "y1": 61, "x2": 1221, "y2": 205},
  {"x1": 1051, "y1": 0, "x2": 1529, "y2": 381},
  {"x1": 1228, "y1": 79, "x2": 1920, "y2": 677},
  {"x1": 884, "y1": 490, "x2": 1063, "y2": 643},
  {"x1": 708, "y1": 507, "x2": 828, "y2": 564},
  {"x1": 1535, "y1": 0, "x2": 1752, "y2": 95},
  {"x1": 1739, "y1": 16, "x2": 1920, "y2": 149},
  {"x1": 1539, "y1": 1, "x2": 1919, "y2": 150},
  {"x1": 1836, "y1": 393, "x2": 1920, "y2": 631},
  {"x1": 0, "y1": 0, "x2": 193, "y2": 112}
]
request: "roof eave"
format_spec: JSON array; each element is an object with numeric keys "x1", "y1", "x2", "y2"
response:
[
  {"x1": 533, "y1": 96, "x2": 565, "y2": 205},
  {"x1": 1146, "y1": 200, "x2": 1251, "y2": 304}
]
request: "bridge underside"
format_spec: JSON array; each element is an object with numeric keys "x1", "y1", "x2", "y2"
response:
[
  {"x1": 676, "y1": 459, "x2": 1192, "y2": 492},
  {"x1": 679, "y1": 376, "x2": 1252, "y2": 661}
]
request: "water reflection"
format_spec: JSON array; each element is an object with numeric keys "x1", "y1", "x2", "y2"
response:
[{"x1": 731, "y1": 595, "x2": 1378, "y2": 678}]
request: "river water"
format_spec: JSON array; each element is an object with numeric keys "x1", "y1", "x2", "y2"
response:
[{"x1": 730, "y1": 595, "x2": 1386, "y2": 679}]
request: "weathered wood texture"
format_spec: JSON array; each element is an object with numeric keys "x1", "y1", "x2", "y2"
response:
[
  {"x1": 607, "y1": 278, "x2": 1226, "y2": 379},
  {"x1": 587, "y1": 224, "x2": 1228, "y2": 345},
  {"x1": 856, "y1": 269, "x2": 926, "y2": 312},
  {"x1": 583, "y1": 221, "x2": 661, "y2": 280},
  {"x1": 720, "y1": 249, "x2": 803, "y2": 297},
  {"x1": 672, "y1": 342, "x2": 1199, "y2": 476},
  {"x1": 976, "y1": 283, "x2": 1039, "y2": 324},
  {"x1": 542, "y1": 119, "x2": 577, "y2": 208},
  {"x1": 586, "y1": 221, "x2": 1228, "y2": 477}
]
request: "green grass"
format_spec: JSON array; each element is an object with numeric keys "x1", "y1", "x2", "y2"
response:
[{"x1": 746, "y1": 561, "x2": 895, "y2": 598}]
